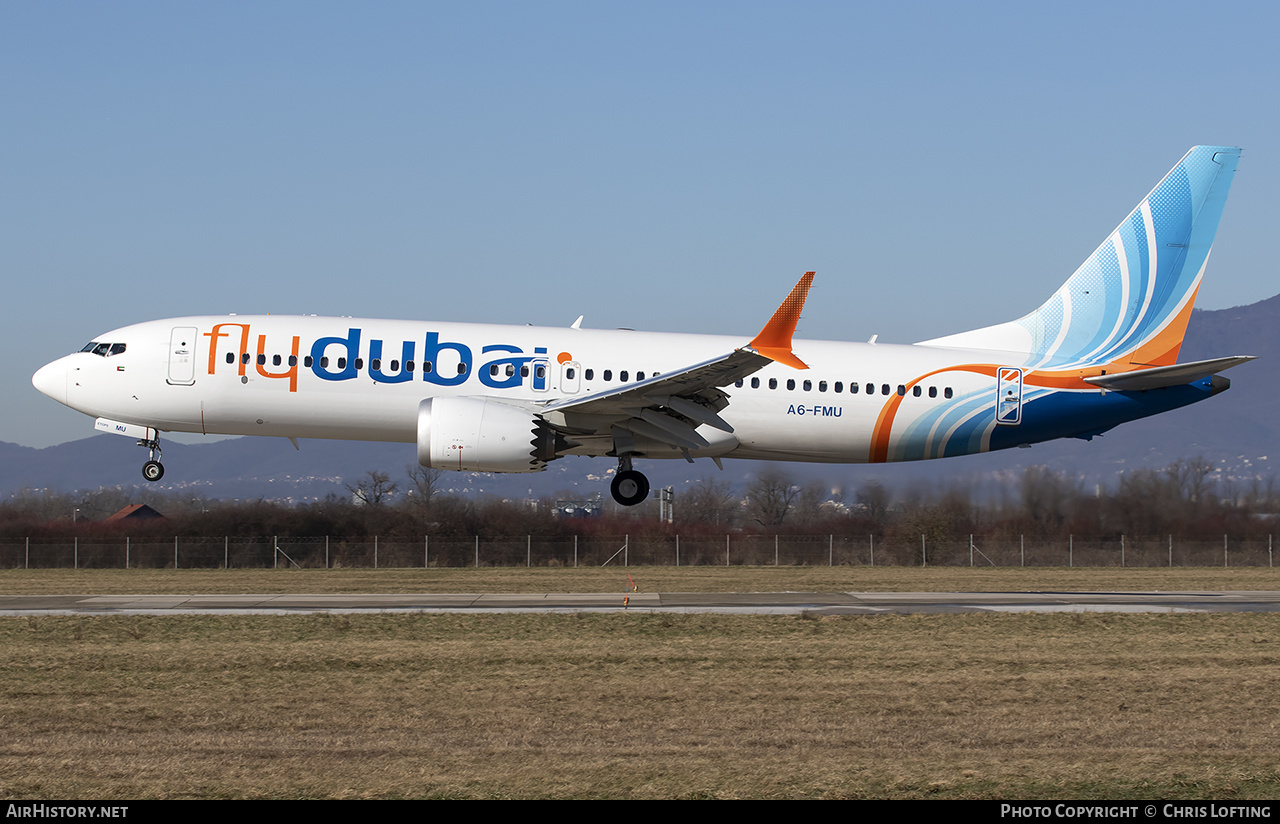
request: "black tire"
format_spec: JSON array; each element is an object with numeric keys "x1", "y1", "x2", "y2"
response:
[
  {"x1": 142, "y1": 461, "x2": 164, "y2": 482},
  {"x1": 610, "y1": 470, "x2": 650, "y2": 506}
]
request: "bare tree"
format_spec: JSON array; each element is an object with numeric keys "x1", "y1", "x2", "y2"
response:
[
  {"x1": 405, "y1": 464, "x2": 445, "y2": 513},
  {"x1": 346, "y1": 470, "x2": 398, "y2": 507},
  {"x1": 679, "y1": 476, "x2": 739, "y2": 526},
  {"x1": 746, "y1": 470, "x2": 800, "y2": 526}
]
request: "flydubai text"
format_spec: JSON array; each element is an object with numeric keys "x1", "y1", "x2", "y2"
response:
[{"x1": 204, "y1": 323, "x2": 569, "y2": 393}]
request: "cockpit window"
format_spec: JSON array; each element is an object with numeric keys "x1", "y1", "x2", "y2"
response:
[{"x1": 81, "y1": 342, "x2": 126, "y2": 357}]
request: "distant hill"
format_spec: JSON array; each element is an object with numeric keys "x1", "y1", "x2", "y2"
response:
[{"x1": 4, "y1": 295, "x2": 1276, "y2": 502}]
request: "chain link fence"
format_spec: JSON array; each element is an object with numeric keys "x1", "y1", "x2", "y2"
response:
[{"x1": 0, "y1": 534, "x2": 1274, "y2": 569}]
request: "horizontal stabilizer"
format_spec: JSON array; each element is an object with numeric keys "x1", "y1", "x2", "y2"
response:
[{"x1": 1083, "y1": 356, "x2": 1255, "y2": 391}]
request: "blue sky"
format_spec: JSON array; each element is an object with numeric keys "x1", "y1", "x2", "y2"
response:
[{"x1": 5, "y1": 1, "x2": 1278, "y2": 448}]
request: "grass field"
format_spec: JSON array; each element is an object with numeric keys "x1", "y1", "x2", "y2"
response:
[
  {"x1": 2, "y1": 565, "x2": 1279, "y2": 595},
  {"x1": 3, "y1": 567, "x2": 1279, "y2": 799}
]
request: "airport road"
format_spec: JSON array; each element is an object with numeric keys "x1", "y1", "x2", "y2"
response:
[{"x1": 3, "y1": 591, "x2": 1280, "y2": 615}]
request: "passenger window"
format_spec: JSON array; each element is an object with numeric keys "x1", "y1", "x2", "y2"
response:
[
  {"x1": 425, "y1": 362, "x2": 433, "y2": 373},
  {"x1": 226, "y1": 353, "x2": 235, "y2": 364},
  {"x1": 929, "y1": 386, "x2": 937, "y2": 398},
  {"x1": 912, "y1": 386, "x2": 921, "y2": 397},
  {"x1": 273, "y1": 355, "x2": 282, "y2": 367},
  {"x1": 818, "y1": 381, "x2": 827, "y2": 392},
  {"x1": 897, "y1": 385, "x2": 906, "y2": 396},
  {"x1": 603, "y1": 370, "x2": 612, "y2": 381},
  {"x1": 355, "y1": 358, "x2": 364, "y2": 369},
  {"x1": 388, "y1": 359, "x2": 397, "y2": 371},
  {"x1": 242, "y1": 353, "x2": 251, "y2": 364},
  {"x1": 866, "y1": 383, "x2": 874, "y2": 394},
  {"x1": 535, "y1": 365, "x2": 545, "y2": 378},
  {"x1": 257, "y1": 354, "x2": 266, "y2": 365},
  {"x1": 803, "y1": 380, "x2": 812, "y2": 391},
  {"x1": 620, "y1": 371, "x2": 629, "y2": 382},
  {"x1": 787, "y1": 379, "x2": 796, "y2": 390},
  {"x1": 735, "y1": 380, "x2": 743, "y2": 388},
  {"x1": 636, "y1": 371, "x2": 645, "y2": 381},
  {"x1": 585, "y1": 369, "x2": 594, "y2": 380},
  {"x1": 490, "y1": 365, "x2": 499, "y2": 377},
  {"x1": 289, "y1": 355, "x2": 297, "y2": 367},
  {"x1": 769, "y1": 378, "x2": 777, "y2": 390},
  {"x1": 566, "y1": 367, "x2": 575, "y2": 379},
  {"x1": 881, "y1": 384, "x2": 890, "y2": 395},
  {"x1": 338, "y1": 357, "x2": 347, "y2": 369},
  {"x1": 372, "y1": 359, "x2": 382, "y2": 370},
  {"x1": 945, "y1": 387, "x2": 953, "y2": 399},
  {"x1": 751, "y1": 377, "x2": 760, "y2": 389},
  {"x1": 304, "y1": 356, "x2": 313, "y2": 367},
  {"x1": 406, "y1": 361, "x2": 415, "y2": 372},
  {"x1": 321, "y1": 357, "x2": 329, "y2": 368},
  {"x1": 520, "y1": 366, "x2": 529, "y2": 377},
  {"x1": 835, "y1": 381, "x2": 843, "y2": 393}
]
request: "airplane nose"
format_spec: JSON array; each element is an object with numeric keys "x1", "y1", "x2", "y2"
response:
[{"x1": 32, "y1": 359, "x2": 68, "y2": 405}]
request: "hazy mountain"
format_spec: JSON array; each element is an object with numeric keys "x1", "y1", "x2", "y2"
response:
[{"x1": 5, "y1": 294, "x2": 1276, "y2": 502}]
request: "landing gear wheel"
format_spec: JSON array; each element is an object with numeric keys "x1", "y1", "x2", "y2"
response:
[
  {"x1": 611, "y1": 470, "x2": 650, "y2": 506},
  {"x1": 142, "y1": 460, "x2": 164, "y2": 482}
]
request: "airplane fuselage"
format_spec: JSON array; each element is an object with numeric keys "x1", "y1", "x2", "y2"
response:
[{"x1": 34, "y1": 314, "x2": 1222, "y2": 467}]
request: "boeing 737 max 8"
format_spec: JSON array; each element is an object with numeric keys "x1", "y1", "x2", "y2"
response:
[{"x1": 32, "y1": 146, "x2": 1253, "y2": 506}]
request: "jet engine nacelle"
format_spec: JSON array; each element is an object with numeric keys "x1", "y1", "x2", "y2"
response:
[{"x1": 417, "y1": 396, "x2": 560, "y2": 473}]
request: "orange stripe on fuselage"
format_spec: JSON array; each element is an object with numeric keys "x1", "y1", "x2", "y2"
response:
[{"x1": 869, "y1": 364, "x2": 1000, "y2": 463}]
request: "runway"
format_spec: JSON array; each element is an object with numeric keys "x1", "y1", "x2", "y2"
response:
[{"x1": 4, "y1": 590, "x2": 1280, "y2": 615}]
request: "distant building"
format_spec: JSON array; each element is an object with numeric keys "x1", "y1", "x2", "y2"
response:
[{"x1": 104, "y1": 504, "x2": 166, "y2": 522}]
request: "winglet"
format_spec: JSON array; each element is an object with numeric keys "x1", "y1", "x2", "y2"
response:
[{"x1": 748, "y1": 271, "x2": 814, "y2": 369}]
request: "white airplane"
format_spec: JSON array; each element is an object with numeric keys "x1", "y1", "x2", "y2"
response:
[{"x1": 33, "y1": 146, "x2": 1253, "y2": 506}]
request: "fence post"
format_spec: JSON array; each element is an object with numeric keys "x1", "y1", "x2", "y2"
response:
[
  {"x1": 274, "y1": 536, "x2": 278, "y2": 569},
  {"x1": 1020, "y1": 534, "x2": 1024, "y2": 567},
  {"x1": 1069, "y1": 534, "x2": 1073, "y2": 568},
  {"x1": 1169, "y1": 535, "x2": 1172, "y2": 568},
  {"x1": 1270, "y1": 534, "x2": 1273, "y2": 569},
  {"x1": 475, "y1": 536, "x2": 479, "y2": 568},
  {"x1": 829, "y1": 535, "x2": 833, "y2": 567},
  {"x1": 175, "y1": 536, "x2": 179, "y2": 570},
  {"x1": 74, "y1": 537, "x2": 78, "y2": 570},
  {"x1": 726, "y1": 534, "x2": 729, "y2": 567},
  {"x1": 574, "y1": 535, "x2": 578, "y2": 568},
  {"x1": 325, "y1": 535, "x2": 329, "y2": 570},
  {"x1": 775, "y1": 535, "x2": 778, "y2": 566},
  {"x1": 425, "y1": 535, "x2": 429, "y2": 569},
  {"x1": 527, "y1": 535, "x2": 531, "y2": 568},
  {"x1": 625, "y1": 534, "x2": 629, "y2": 567},
  {"x1": 1224, "y1": 534, "x2": 1228, "y2": 568},
  {"x1": 870, "y1": 534, "x2": 874, "y2": 567},
  {"x1": 225, "y1": 536, "x2": 228, "y2": 569},
  {"x1": 675, "y1": 534, "x2": 679, "y2": 567},
  {"x1": 921, "y1": 534, "x2": 926, "y2": 567},
  {"x1": 969, "y1": 534, "x2": 973, "y2": 567},
  {"x1": 374, "y1": 535, "x2": 379, "y2": 570},
  {"x1": 1121, "y1": 535, "x2": 1125, "y2": 568},
  {"x1": 25, "y1": 537, "x2": 29, "y2": 570},
  {"x1": 125, "y1": 537, "x2": 129, "y2": 570}
]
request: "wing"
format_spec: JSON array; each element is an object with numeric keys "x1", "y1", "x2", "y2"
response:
[{"x1": 539, "y1": 272, "x2": 815, "y2": 456}]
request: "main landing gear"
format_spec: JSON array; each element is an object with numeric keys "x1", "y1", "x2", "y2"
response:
[
  {"x1": 139, "y1": 435, "x2": 164, "y2": 482},
  {"x1": 610, "y1": 454, "x2": 650, "y2": 507}
]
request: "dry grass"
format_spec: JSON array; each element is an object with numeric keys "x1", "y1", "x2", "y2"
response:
[
  {"x1": 2, "y1": 610, "x2": 1280, "y2": 799},
  {"x1": 2, "y1": 565, "x2": 1279, "y2": 595}
]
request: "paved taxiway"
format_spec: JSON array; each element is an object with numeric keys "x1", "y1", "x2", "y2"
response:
[{"x1": 4, "y1": 591, "x2": 1280, "y2": 615}]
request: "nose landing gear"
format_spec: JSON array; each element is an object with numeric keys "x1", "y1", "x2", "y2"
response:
[
  {"x1": 139, "y1": 436, "x2": 164, "y2": 482},
  {"x1": 609, "y1": 454, "x2": 650, "y2": 507}
]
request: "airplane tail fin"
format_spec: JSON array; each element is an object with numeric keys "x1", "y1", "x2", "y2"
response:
[{"x1": 919, "y1": 146, "x2": 1241, "y2": 370}]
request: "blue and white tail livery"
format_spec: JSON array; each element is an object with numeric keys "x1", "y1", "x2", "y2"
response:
[{"x1": 33, "y1": 147, "x2": 1253, "y2": 505}]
